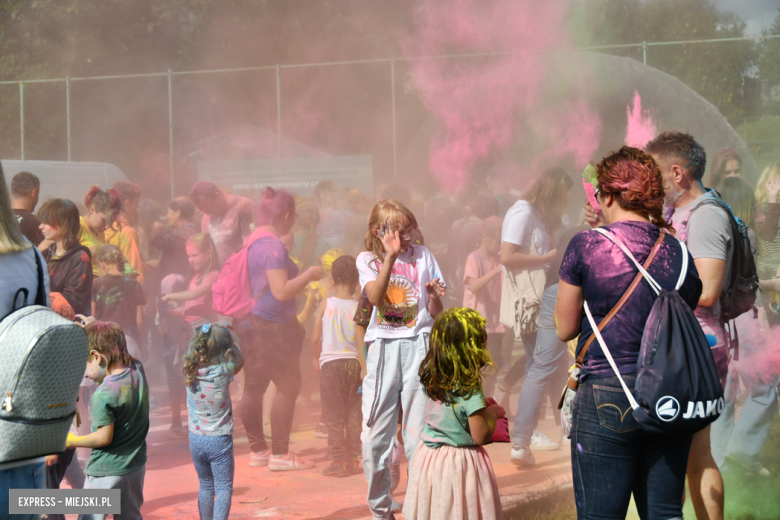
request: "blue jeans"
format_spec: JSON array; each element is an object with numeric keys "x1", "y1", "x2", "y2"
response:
[
  {"x1": 189, "y1": 433, "x2": 234, "y2": 520},
  {"x1": 0, "y1": 460, "x2": 45, "y2": 520},
  {"x1": 512, "y1": 283, "x2": 569, "y2": 445},
  {"x1": 571, "y1": 376, "x2": 692, "y2": 520},
  {"x1": 710, "y1": 341, "x2": 778, "y2": 472}
]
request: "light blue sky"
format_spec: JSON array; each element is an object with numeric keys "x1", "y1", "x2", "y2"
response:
[{"x1": 715, "y1": 0, "x2": 778, "y2": 35}]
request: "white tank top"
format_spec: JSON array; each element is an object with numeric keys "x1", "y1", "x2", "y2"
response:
[{"x1": 320, "y1": 297, "x2": 359, "y2": 368}]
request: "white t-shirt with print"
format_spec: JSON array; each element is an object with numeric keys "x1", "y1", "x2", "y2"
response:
[
  {"x1": 356, "y1": 245, "x2": 445, "y2": 342},
  {"x1": 501, "y1": 200, "x2": 551, "y2": 255}
]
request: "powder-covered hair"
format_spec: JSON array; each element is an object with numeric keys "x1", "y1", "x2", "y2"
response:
[
  {"x1": 596, "y1": 146, "x2": 675, "y2": 234},
  {"x1": 183, "y1": 324, "x2": 234, "y2": 388},
  {"x1": 523, "y1": 167, "x2": 572, "y2": 239},
  {"x1": 85, "y1": 321, "x2": 134, "y2": 372},
  {"x1": 189, "y1": 181, "x2": 221, "y2": 201},
  {"x1": 313, "y1": 179, "x2": 349, "y2": 210},
  {"x1": 256, "y1": 187, "x2": 295, "y2": 226},
  {"x1": 755, "y1": 162, "x2": 780, "y2": 208},
  {"x1": 645, "y1": 131, "x2": 707, "y2": 182},
  {"x1": 363, "y1": 199, "x2": 419, "y2": 265},
  {"x1": 84, "y1": 186, "x2": 122, "y2": 219},
  {"x1": 112, "y1": 180, "x2": 141, "y2": 204},
  {"x1": 419, "y1": 307, "x2": 493, "y2": 405},
  {"x1": 480, "y1": 215, "x2": 503, "y2": 239},
  {"x1": 37, "y1": 198, "x2": 82, "y2": 250},
  {"x1": 707, "y1": 148, "x2": 742, "y2": 190},
  {"x1": 97, "y1": 245, "x2": 126, "y2": 274}
]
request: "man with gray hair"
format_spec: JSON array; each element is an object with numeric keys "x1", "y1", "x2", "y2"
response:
[
  {"x1": 10, "y1": 171, "x2": 44, "y2": 245},
  {"x1": 646, "y1": 131, "x2": 731, "y2": 520}
]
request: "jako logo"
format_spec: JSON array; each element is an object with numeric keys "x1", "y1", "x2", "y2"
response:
[
  {"x1": 682, "y1": 397, "x2": 725, "y2": 420},
  {"x1": 656, "y1": 396, "x2": 680, "y2": 422}
]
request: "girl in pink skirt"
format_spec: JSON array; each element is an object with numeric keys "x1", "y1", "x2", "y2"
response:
[{"x1": 404, "y1": 308, "x2": 506, "y2": 520}]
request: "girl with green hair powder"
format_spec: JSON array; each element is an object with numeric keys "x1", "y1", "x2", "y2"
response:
[{"x1": 403, "y1": 307, "x2": 506, "y2": 520}]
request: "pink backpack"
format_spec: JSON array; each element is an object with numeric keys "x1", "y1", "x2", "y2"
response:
[{"x1": 212, "y1": 228, "x2": 275, "y2": 319}]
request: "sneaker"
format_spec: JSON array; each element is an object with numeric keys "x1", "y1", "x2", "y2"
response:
[
  {"x1": 510, "y1": 444, "x2": 536, "y2": 466},
  {"x1": 530, "y1": 429, "x2": 561, "y2": 451},
  {"x1": 313, "y1": 423, "x2": 328, "y2": 439},
  {"x1": 268, "y1": 452, "x2": 315, "y2": 472},
  {"x1": 249, "y1": 449, "x2": 271, "y2": 467},
  {"x1": 390, "y1": 463, "x2": 401, "y2": 492},
  {"x1": 390, "y1": 497, "x2": 401, "y2": 512},
  {"x1": 167, "y1": 425, "x2": 188, "y2": 439},
  {"x1": 322, "y1": 461, "x2": 349, "y2": 478}
]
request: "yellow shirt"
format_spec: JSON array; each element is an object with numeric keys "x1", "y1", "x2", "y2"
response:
[
  {"x1": 105, "y1": 217, "x2": 146, "y2": 285},
  {"x1": 79, "y1": 217, "x2": 106, "y2": 278}
]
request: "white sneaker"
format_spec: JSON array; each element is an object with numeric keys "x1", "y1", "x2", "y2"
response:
[
  {"x1": 530, "y1": 429, "x2": 561, "y2": 451},
  {"x1": 268, "y1": 452, "x2": 315, "y2": 472},
  {"x1": 390, "y1": 496, "x2": 401, "y2": 512},
  {"x1": 510, "y1": 444, "x2": 536, "y2": 466},
  {"x1": 249, "y1": 449, "x2": 271, "y2": 467}
]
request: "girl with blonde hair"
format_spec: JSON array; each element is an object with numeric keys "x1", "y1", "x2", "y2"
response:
[
  {"x1": 754, "y1": 162, "x2": 780, "y2": 325},
  {"x1": 356, "y1": 198, "x2": 446, "y2": 519}
]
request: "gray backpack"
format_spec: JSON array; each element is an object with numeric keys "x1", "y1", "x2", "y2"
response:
[{"x1": 0, "y1": 249, "x2": 89, "y2": 463}]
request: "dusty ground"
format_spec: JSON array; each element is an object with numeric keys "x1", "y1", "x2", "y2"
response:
[{"x1": 62, "y1": 380, "x2": 573, "y2": 520}]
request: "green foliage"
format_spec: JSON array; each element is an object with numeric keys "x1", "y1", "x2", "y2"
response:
[{"x1": 567, "y1": 0, "x2": 756, "y2": 124}]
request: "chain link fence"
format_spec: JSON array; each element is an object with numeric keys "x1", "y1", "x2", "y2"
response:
[{"x1": 1, "y1": 35, "x2": 778, "y2": 196}]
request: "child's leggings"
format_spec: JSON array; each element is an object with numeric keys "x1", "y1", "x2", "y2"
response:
[
  {"x1": 189, "y1": 433, "x2": 234, "y2": 520},
  {"x1": 362, "y1": 334, "x2": 430, "y2": 519}
]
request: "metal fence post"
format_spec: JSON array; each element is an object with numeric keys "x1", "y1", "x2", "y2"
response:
[
  {"x1": 391, "y1": 59, "x2": 397, "y2": 179},
  {"x1": 168, "y1": 70, "x2": 174, "y2": 199},
  {"x1": 276, "y1": 64, "x2": 282, "y2": 158},
  {"x1": 643, "y1": 41, "x2": 647, "y2": 65},
  {"x1": 19, "y1": 83, "x2": 24, "y2": 160},
  {"x1": 66, "y1": 76, "x2": 71, "y2": 161}
]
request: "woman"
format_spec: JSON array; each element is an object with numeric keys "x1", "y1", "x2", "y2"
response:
[
  {"x1": 242, "y1": 187, "x2": 323, "y2": 471},
  {"x1": 76, "y1": 186, "x2": 122, "y2": 278},
  {"x1": 495, "y1": 167, "x2": 572, "y2": 450},
  {"x1": 38, "y1": 198, "x2": 94, "y2": 316},
  {"x1": 554, "y1": 147, "x2": 702, "y2": 519},
  {"x1": 0, "y1": 164, "x2": 51, "y2": 507},
  {"x1": 754, "y1": 162, "x2": 780, "y2": 326},
  {"x1": 711, "y1": 176, "x2": 777, "y2": 476},
  {"x1": 707, "y1": 147, "x2": 742, "y2": 190},
  {"x1": 149, "y1": 197, "x2": 198, "y2": 280}
]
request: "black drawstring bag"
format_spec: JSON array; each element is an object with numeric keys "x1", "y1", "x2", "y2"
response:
[{"x1": 585, "y1": 228, "x2": 724, "y2": 436}]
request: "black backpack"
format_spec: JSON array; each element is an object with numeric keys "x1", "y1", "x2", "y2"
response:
[
  {"x1": 682, "y1": 192, "x2": 759, "y2": 322},
  {"x1": 585, "y1": 228, "x2": 723, "y2": 435}
]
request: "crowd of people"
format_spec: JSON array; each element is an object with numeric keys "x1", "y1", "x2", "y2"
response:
[{"x1": 0, "y1": 129, "x2": 778, "y2": 520}]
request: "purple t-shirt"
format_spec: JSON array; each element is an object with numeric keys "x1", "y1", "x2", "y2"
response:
[
  {"x1": 248, "y1": 236, "x2": 299, "y2": 324},
  {"x1": 558, "y1": 221, "x2": 702, "y2": 379}
]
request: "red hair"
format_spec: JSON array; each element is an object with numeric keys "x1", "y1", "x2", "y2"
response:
[{"x1": 596, "y1": 146, "x2": 674, "y2": 234}]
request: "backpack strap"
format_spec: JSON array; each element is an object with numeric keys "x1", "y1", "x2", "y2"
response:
[
  {"x1": 32, "y1": 248, "x2": 46, "y2": 307},
  {"x1": 575, "y1": 229, "x2": 666, "y2": 366}
]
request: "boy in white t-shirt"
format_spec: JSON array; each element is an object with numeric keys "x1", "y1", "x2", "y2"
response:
[
  {"x1": 356, "y1": 200, "x2": 446, "y2": 520},
  {"x1": 312, "y1": 255, "x2": 361, "y2": 478}
]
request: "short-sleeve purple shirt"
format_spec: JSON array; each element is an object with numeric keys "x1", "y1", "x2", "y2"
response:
[
  {"x1": 248, "y1": 236, "x2": 299, "y2": 324},
  {"x1": 559, "y1": 221, "x2": 702, "y2": 379}
]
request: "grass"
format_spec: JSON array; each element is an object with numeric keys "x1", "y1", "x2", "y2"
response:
[{"x1": 504, "y1": 419, "x2": 780, "y2": 520}]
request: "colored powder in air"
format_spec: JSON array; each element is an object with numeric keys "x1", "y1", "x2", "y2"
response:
[{"x1": 625, "y1": 90, "x2": 656, "y2": 149}]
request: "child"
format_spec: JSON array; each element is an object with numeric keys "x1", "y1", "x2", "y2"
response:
[
  {"x1": 158, "y1": 274, "x2": 189, "y2": 434},
  {"x1": 311, "y1": 255, "x2": 361, "y2": 477},
  {"x1": 356, "y1": 199, "x2": 446, "y2": 519},
  {"x1": 403, "y1": 308, "x2": 505, "y2": 520},
  {"x1": 462, "y1": 216, "x2": 505, "y2": 394},
  {"x1": 184, "y1": 323, "x2": 244, "y2": 520},
  {"x1": 67, "y1": 321, "x2": 150, "y2": 520},
  {"x1": 161, "y1": 233, "x2": 220, "y2": 330},
  {"x1": 93, "y1": 245, "x2": 147, "y2": 360}
]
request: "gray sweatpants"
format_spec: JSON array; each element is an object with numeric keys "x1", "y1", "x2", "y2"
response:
[{"x1": 78, "y1": 465, "x2": 145, "y2": 520}]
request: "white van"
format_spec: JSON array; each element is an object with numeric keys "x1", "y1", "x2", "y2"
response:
[{"x1": 1, "y1": 160, "x2": 129, "y2": 207}]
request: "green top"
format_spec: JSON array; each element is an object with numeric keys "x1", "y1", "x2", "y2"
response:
[
  {"x1": 420, "y1": 388, "x2": 486, "y2": 448},
  {"x1": 85, "y1": 361, "x2": 150, "y2": 477}
]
